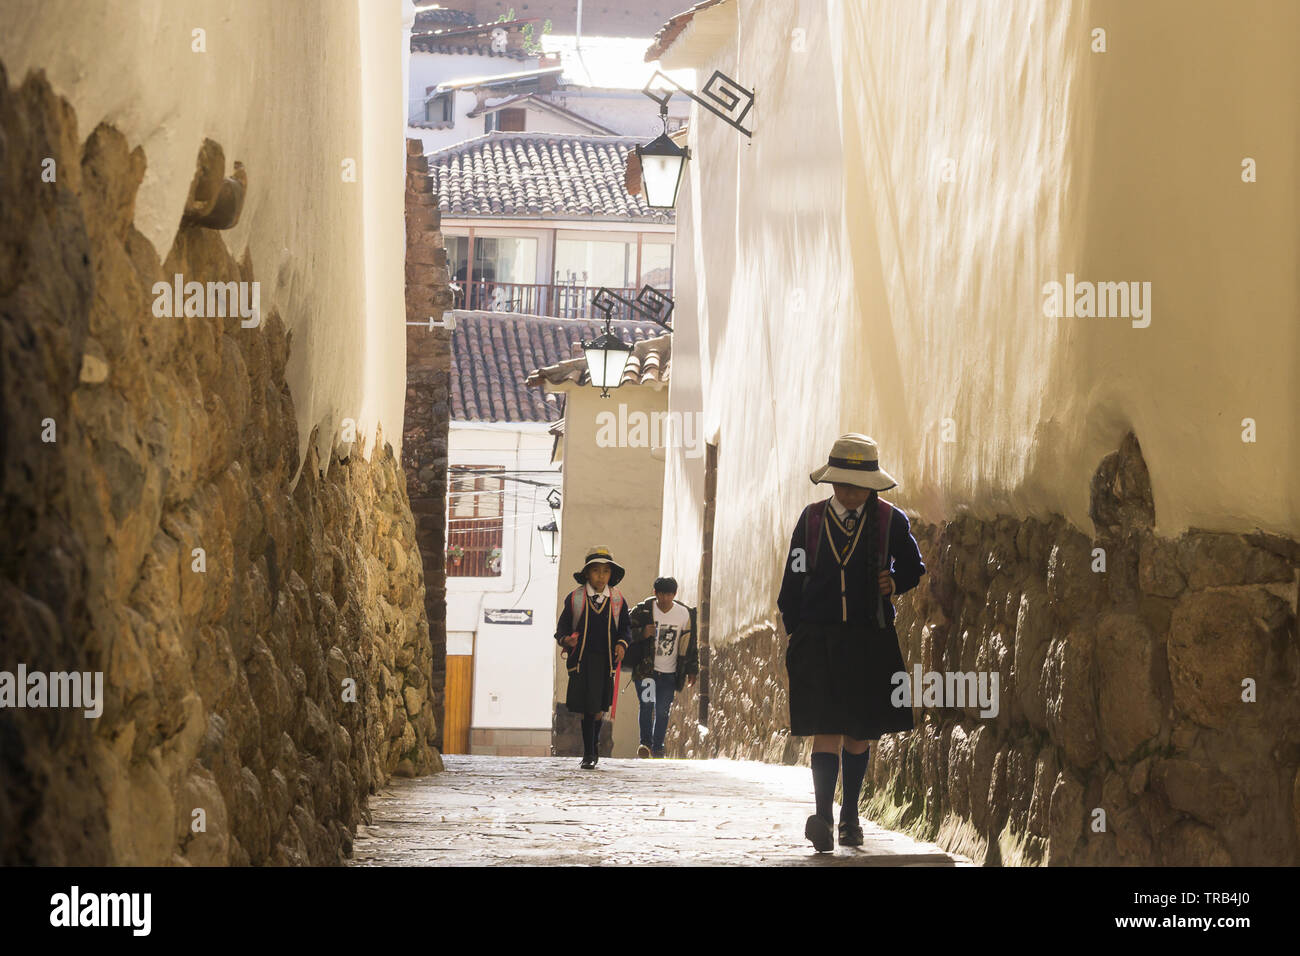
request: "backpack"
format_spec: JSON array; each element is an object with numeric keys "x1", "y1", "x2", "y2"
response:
[
  {"x1": 803, "y1": 495, "x2": 893, "y2": 626},
  {"x1": 565, "y1": 586, "x2": 626, "y2": 658}
]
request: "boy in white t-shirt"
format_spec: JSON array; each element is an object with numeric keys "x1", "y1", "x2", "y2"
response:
[{"x1": 626, "y1": 577, "x2": 697, "y2": 758}]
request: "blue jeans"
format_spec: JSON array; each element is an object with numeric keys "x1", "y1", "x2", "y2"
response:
[{"x1": 636, "y1": 672, "x2": 677, "y2": 752}]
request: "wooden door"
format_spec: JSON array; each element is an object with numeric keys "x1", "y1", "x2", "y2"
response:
[{"x1": 443, "y1": 654, "x2": 473, "y2": 754}]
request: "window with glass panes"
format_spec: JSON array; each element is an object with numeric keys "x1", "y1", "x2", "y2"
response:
[
  {"x1": 554, "y1": 238, "x2": 634, "y2": 288},
  {"x1": 640, "y1": 241, "x2": 674, "y2": 290},
  {"x1": 444, "y1": 235, "x2": 538, "y2": 312}
]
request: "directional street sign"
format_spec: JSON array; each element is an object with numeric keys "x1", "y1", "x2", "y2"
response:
[{"x1": 483, "y1": 609, "x2": 533, "y2": 625}]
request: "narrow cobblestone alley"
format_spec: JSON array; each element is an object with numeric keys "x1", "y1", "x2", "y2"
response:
[{"x1": 350, "y1": 756, "x2": 969, "y2": 866}]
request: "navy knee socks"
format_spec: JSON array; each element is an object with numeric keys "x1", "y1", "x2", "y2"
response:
[
  {"x1": 840, "y1": 747, "x2": 869, "y2": 823},
  {"x1": 811, "y1": 751, "x2": 839, "y2": 824},
  {"x1": 581, "y1": 716, "x2": 603, "y2": 759}
]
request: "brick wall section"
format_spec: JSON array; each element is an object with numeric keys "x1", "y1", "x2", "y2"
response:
[{"x1": 403, "y1": 139, "x2": 455, "y2": 751}]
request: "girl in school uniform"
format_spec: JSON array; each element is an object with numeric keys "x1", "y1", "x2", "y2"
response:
[
  {"x1": 777, "y1": 434, "x2": 926, "y2": 851},
  {"x1": 555, "y1": 546, "x2": 632, "y2": 769}
]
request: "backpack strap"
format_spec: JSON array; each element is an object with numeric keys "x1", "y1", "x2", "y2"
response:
[
  {"x1": 805, "y1": 496, "x2": 890, "y2": 568},
  {"x1": 877, "y1": 496, "x2": 893, "y2": 564},
  {"x1": 569, "y1": 587, "x2": 624, "y2": 625},
  {"x1": 875, "y1": 497, "x2": 894, "y2": 627},
  {"x1": 803, "y1": 498, "x2": 830, "y2": 572},
  {"x1": 568, "y1": 587, "x2": 586, "y2": 629}
]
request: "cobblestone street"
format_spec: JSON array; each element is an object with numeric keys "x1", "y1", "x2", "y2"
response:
[{"x1": 350, "y1": 755, "x2": 970, "y2": 866}]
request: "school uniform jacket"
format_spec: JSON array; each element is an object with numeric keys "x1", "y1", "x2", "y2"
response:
[
  {"x1": 554, "y1": 586, "x2": 631, "y2": 675},
  {"x1": 777, "y1": 496, "x2": 926, "y2": 636}
]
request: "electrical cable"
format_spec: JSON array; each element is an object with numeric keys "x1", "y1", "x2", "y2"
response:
[{"x1": 505, "y1": 483, "x2": 540, "y2": 610}]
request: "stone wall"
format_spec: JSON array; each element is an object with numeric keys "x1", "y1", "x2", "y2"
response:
[
  {"x1": 401, "y1": 140, "x2": 453, "y2": 751},
  {"x1": 0, "y1": 66, "x2": 439, "y2": 865},
  {"x1": 666, "y1": 434, "x2": 1300, "y2": 865}
]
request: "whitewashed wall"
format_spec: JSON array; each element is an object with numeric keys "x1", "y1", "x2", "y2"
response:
[
  {"x1": 448, "y1": 422, "x2": 559, "y2": 730},
  {"x1": 549, "y1": 384, "x2": 669, "y2": 757},
  {"x1": 2, "y1": 0, "x2": 411, "y2": 467},
  {"x1": 545, "y1": 89, "x2": 690, "y2": 138},
  {"x1": 659, "y1": 0, "x2": 1300, "y2": 646},
  {"x1": 408, "y1": 50, "x2": 544, "y2": 153}
]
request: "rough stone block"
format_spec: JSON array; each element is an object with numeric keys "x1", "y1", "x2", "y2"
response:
[
  {"x1": 1151, "y1": 758, "x2": 1245, "y2": 827},
  {"x1": 1176, "y1": 532, "x2": 1295, "y2": 590},
  {"x1": 1096, "y1": 613, "x2": 1163, "y2": 761},
  {"x1": 1167, "y1": 590, "x2": 1268, "y2": 730}
]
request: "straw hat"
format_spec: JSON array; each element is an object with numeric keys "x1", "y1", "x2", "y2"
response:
[
  {"x1": 572, "y1": 545, "x2": 626, "y2": 586},
  {"x1": 809, "y1": 433, "x2": 898, "y2": 491}
]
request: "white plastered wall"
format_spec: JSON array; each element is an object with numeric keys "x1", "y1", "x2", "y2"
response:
[
  {"x1": 659, "y1": 0, "x2": 1300, "y2": 648},
  {"x1": 1, "y1": 0, "x2": 411, "y2": 467}
]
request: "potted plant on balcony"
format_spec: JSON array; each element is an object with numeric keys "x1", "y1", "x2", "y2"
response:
[
  {"x1": 487, "y1": 547, "x2": 503, "y2": 575},
  {"x1": 447, "y1": 544, "x2": 464, "y2": 568}
]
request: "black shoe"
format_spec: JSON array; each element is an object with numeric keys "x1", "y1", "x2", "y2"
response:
[
  {"x1": 805, "y1": 814, "x2": 834, "y2": 853},
  {"x1": 838, "y1": 818, "x2": 864, "y2": 847},
  {"x1": 580, "y1": 755, "x2": 594, "y2": 769}
]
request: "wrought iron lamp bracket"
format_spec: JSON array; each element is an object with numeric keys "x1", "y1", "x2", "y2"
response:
[
  {"x1": 642, "y1": 69, "x2": 755, "y2": 138},
  {"x1": 592, "y1": 285, "x2": 675, "y2": 332}
]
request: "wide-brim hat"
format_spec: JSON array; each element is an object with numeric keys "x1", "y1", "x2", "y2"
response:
[
  {"x1": 572, "y1": 546, "x2": 626, "y2": 586},
  {"x1": 809, "y1": 433, "x2": 898, "y2": 491}
]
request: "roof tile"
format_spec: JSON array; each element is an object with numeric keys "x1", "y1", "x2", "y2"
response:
[
  {"x1": 451, "y1": 312, "x2": 664, "y2": 423},
  {"x1": 527, "y1": 333, "x2": 672, "y2": 392},
  {"x1": 427, "y1": 132, "x2": 675, "y2": 224}
]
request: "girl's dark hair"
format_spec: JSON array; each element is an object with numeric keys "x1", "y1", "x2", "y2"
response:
[{"x1": 653, "y1": 577, "x2": 678, "y2": 594}]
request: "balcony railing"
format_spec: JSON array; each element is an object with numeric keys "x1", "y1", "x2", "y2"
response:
[
  {"x1": 450, "y1": 279, "x2": 668, "y2": 320},
  {"x1": 447, "y1": 519, "x2": 502, "y2": 578}
]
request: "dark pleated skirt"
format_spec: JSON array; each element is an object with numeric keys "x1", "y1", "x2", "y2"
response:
[
  {"x1": 785, "y1": 619, "x2": 914, "y2": 740},
  {"x1": 565, "y1": 649, "x2": 615, "y2": 715}
]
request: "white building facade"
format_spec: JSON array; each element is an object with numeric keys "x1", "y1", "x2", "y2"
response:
[{"x1": 446, "y1": 421, "x2": 560, "y2": 756}]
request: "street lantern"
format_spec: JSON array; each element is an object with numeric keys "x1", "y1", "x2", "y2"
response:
[
  {"x1": 581, "y1": 285, "x2": 676, "y2": 398},
  {"x1": 537, "y1": 519, "x2": 559, "y2": 561},
  {"x1": 581, "y1": 329, "x2": 633, "y2": 398},
  {"x1": 634, "y1": 69, "x2": 754, "y2": 210},
  {"x1": 635, "y1": 112, "x2": 689, "y2": 210}
]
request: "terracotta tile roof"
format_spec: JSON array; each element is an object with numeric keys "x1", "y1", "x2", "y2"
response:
[
  {"x1": 451, "y1": 312, "x2": 665, "y2": 422},
  {"x1": 646, "y1": 0, "x2": 729, "y2": 62},
  {"x1": 410, "y1": 39, "x2": 532, "y2": 58},
  {"x1": 413, "y1": 7, "x2": 476, "y2": 29},
  {"x1": 410, "y1": 17, "x2": 541, "y2": 58},
  {"x1": 426, "y1": 131, "x2": 675, "y2": 223},
  {"x1": 527, "y1": 333, "x2": 671, "y2": 391}
]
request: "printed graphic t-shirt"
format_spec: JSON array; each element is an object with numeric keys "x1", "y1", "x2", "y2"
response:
[{"x1": 651, "y1": 602, "x2": 692, "y2": 674}]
